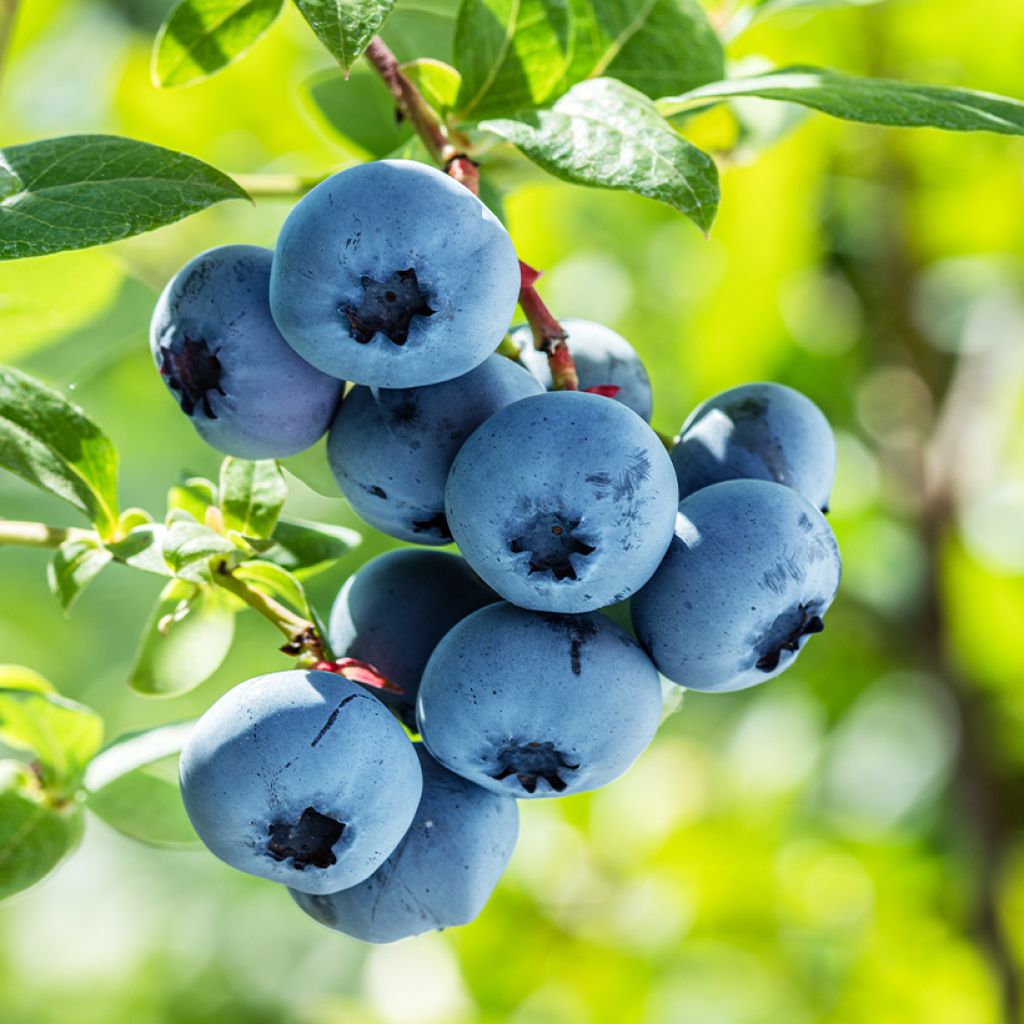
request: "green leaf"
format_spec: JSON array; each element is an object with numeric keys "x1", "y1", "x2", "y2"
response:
[
  {"x1": 659, "y1": 67, "x2": 1024, "y2": 135},
  {"x1": 558, "y1": 0, "x2": 723, "y2": 102},
  {"x1": 454, "y1": 0, "x2": 573, "y2": 119},
  {"x1": 105, "y1": 523, "x2": 174, "y2": 577},
  {"x1": 233, "y1": 560, "x2": 311, "y2": 616},
  {"x1": 0, "y1": 666, "x2": 54, "y2": 694},
  {"x1": 0, "y1": 366, "x2": 120, "y2": 536},
  {"x1": 379, "y1": 3, "x2": 457, "y2": 63},
  {"x1": 481, "y1": 77, "x2": 720, "y2": 232},
  {"x1": 304, "y1": 67, "x2": 413, "y2": 157},
  {"x1": 48, "y1": 537, "x2": 113, "y2": 612},
  {"x1": 153, "y1": 0, "x2": 285, "y2": 88},
  {"x1": 259, "y1": 517, "x2": 361, "y2": 578},
  {"x1": 162, "y1": 520, "x2": 237, "y2": 580},
  {"x1": 0, "y1": 790, "x2": 83, "y2": 902},
  {"x1": 84, "y1": 722, "x2": 199, "y2": 848},
  {"x1": 129, "y1": 580, "x2": 236, "y2": 697},
  {"x1": 167, "y1": 477, "x2": 218, "y2": 520},
  {"x1": 293, "y1": 0, "x2": 395, "y2": 72},
  {"x1": 0, "y1": 689, "x2": 104, "y2": 793},
  {"x1": 401, "y1": 58, "x2": 462, "y2": 113},
  {"x1": 0, "y1": 135, "x2": 249, "y2": 261},
  {"x1": 219, "y1": 458, "x2": 286, "y2": 540}
]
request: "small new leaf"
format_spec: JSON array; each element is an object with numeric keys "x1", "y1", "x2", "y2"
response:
[
  {"x1": 48, "y1": 537, "x2": 113, "y2": 612},
  {"x1": 293, "y1": 0, "x2": 395, "y2": 72},
  {"x1": 233, "y1": 561, "x2": 311, "y2": 616},
  {"x1": 0, "y1": 366, "x2": 120, "y2": 536},
  {"x1": 659, "y1": 67, "x2": 1024, "y2": 136},
  {"x1": 0, "y1": 135, "x2": 249, "y2": 260},
  {"x1": 219, "y1": 458, "x2": 286, "y2": 539},
  {"x1": 162, "y1": 520, "x2": 237, "y2": 581},
  {"x1": 153, "y1": 0, "x2": 286, "y2": 88},
  {"x1": 130, "y1": 580, "x2": 236, "y2": 697},
  {"x1": 85, "y1": 722, "x2": 200, "y2": 848},
  {"x1": 481, "y1": 78, "x2": 720, "y2": 232},
  {"x1": 260, "y1": 517, "x2": 360, "y2": 578},
  {"x1": 0, "y1": 791, "x2": 84, "y2": 902}
]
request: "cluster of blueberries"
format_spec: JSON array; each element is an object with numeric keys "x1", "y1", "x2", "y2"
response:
[{"x1": 155, "y1": 159, "x2": 842, "y2": 943}]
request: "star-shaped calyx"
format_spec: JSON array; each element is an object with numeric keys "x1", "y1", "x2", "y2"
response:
[
  {"x1": 342, "y1": 268, "x2": 435, "y2": 346},
  {"x1": 158, "y1": 336, "x2": 225, "y2": 419}
]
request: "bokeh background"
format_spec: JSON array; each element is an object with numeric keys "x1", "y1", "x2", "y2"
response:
[{"x1": 3, "y1": 0, "x2": 1024, "y2": 1021}]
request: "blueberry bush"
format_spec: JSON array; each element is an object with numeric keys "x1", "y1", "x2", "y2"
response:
[{"x1": 3, "y1": 0, "x2": 1024, "y2": 1018}]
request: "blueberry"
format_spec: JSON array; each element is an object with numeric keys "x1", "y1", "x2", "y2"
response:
[
  {"x1": 328, "y1": 549, "x2": 498, "y2": 729},
  {"x1": 630, "y1": 479, "x2": 841, "y2": 692},
  {"x1": 509, "y1": 318, "x2": 654, "y2": 421},
  {"x1": 671, "y1": 382, "x2": 836, "y2": 511},
  {"x1": 290, "y1": 745, "x2": 518, "y2": 942},
  {"x1": 327, "y1": 355, "x2": 543, "y2": 544},
  {"x1": 445, "y1": 391, "x2": 678, "y2": 612},
  {"x1": 150, "y1": 245, "x2": 343, "y2": 459},
  {"x1": 270, "y1": 160, "x2": 521, "y2": 388},
  {"x1": 416, "y1": 603, "x2": 662, "y2": 798},
  {"x1": 179, "y1": 670, "x2": 422, "y2": 894}
]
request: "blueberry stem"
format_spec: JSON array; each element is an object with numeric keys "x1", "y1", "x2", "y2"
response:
[{"x1": 0, "y1": 519, "x2": 94, "y2": 549}]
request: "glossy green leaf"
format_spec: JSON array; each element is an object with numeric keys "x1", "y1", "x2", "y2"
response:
[
  {"x1": 0, "y1": 366, "x2": 120, "y2": 536},
  {"x1": 0, "y1": 689, "x2": 104, "y2": 793},
  {"x1": 85, "y1": 722, "x2": 199, "y2": 848},
  {"x1": 481, "y1": 77, "x2": 719, "y2": 232},
  {"x1": 304, "y1": 67, "x2": 413, "y2": 157},
  {"x1": 454, "y1": 0, "x2": 573, "y2": 118},
  {"x1": 153, "y1": 0, "x2": 285, "y2": 88},
  {"x1": 0, "y1": 135, "x2": 249, "y2": 260},
  {"x1": 401, "y1": 58, "x2": 462, "y2": 112},
  {"x1": 105, "y1": 523, "x2": 174, "y2": 577},
  {"x1": 558, "y1": 0, "x2": 724, "y2": 101},
  {"x1": 659, "y1": 67, "x2": 1024, "y2": 135},
  {"x1": 219, "y1": 458, "x2": 286, "y2": 540},
  {"x1": 260, "y1": 517, "x2": 361, "y2": 578},
  {"x1": 0, "y1": 791, "x2": 83, "y2": 902},
  {"x1": 293, "y1": 0, "x2": 395, "y2": 72},
  {"x1": 129, "y1": 580, "x2": 236, "y2": 696},
  {"x1": 162, "y1": 520, "x2": 237, "y2": 580},
  {"x1": 233, "y1": 560, "x2": 311, "y2": 616},
  {"x1": 48, "y1": 537, "x2": 113, "y2": 612}
]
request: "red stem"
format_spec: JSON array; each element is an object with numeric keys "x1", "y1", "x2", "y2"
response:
[{"x1": 362, "y1": 36, "x2": 577, "y2": 390}]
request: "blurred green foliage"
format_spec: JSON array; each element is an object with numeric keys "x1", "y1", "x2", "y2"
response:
[{"x1": 3, "y1": 0, "x2": 1024, "y2": 1021}]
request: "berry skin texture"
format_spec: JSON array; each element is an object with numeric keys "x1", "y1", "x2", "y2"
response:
[
  {"x1": 630, "y1": 479, "x2": 841, "y2": 693},
  {"x1": 290, "y1": 745, "x2": 518, "y2": 943},
  {"x1": 328, "y1": 549, "x2": 498, "y2": 729},
  {"x1": 445, "y1": 390, "x2": 679, "y2": 613},
  {"x1": 671, "y1": 381, "x2": 836, "y2": 512},
  {"x1": 509, "y1": 318, "x2": 654, "y2": 421},
  {"x1": 150, "y1": 245, "x2": 343, "y2": 459},
  {"x1": 327, "y1": 355, "x2": 543, "y2": 545},
  {"x1": 179, "y1": 670, "x2": 422, "y2": 895},
  {"x1": 269, "y1": 160, "x2": 521, "y2": 388},
  {"x1": 416, "y1": 603, "x2": 663, "y2": 798}
]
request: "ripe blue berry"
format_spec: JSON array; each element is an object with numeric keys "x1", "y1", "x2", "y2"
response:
[
  {"x1": 510, "y1": 318, "x2": 654, "y2": 421},
  {"x1": 671, "y1": 382, "x2": 836, "y2": 511},
  {"x1": 631, "y1": 479, "x2": 841, "y2": 692},
  {"x1": 179, "y1": 670, "x2": 422, "y2": 894},
  {"x1": 328, "y1": 549, "x2": 497, "y2": 729},
  {"x1": 291, "y1": 745, "x2": 518, "y2": 942},
  {"x1": 445, "y1": 390, "x2": 678, "y2": 612},
  {"x1": 417, "y1": 603, "x2": 662, "y2": 798},
  {"x1": 150, "y1": 245, "x2": 343, "y2": 458},
  {"x1": 327, "y1": 354, "x2": 543, "y2": 544},
  {"x1": 270, "y1": 160, "x2": 520, "y2": 387}
]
